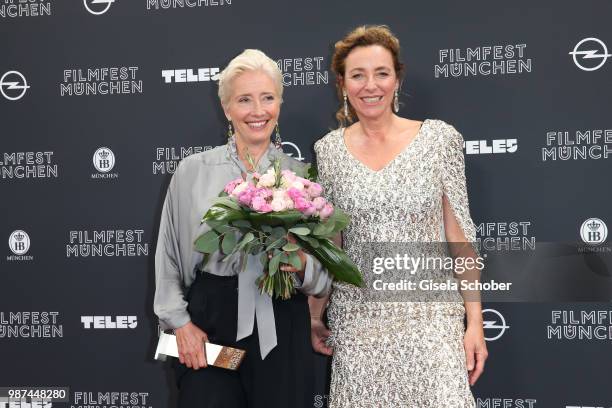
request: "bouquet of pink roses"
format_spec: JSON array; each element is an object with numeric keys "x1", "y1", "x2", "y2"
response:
[{"x1": 195, "y1": 159, "x2": 363, "y2": 299}]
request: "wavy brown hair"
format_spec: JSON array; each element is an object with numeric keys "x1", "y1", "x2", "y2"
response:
[{"x1": 331, "y1": 25, "x2": 405, "y2": 127}]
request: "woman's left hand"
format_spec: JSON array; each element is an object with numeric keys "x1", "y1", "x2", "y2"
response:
[
  {"x1": 278, "y1": 234, "x2": 306, "y2": 280},
  {"x1": 463, "y1": 323, "x2": 488, "y2": 386}
]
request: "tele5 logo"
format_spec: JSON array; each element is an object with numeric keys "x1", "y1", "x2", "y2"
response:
[{"x1": 81, "y1": 315, "x2": 137, "y2": 329}]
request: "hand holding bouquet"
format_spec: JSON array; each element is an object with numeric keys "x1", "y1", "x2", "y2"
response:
[{"x1": 195, "y1": 160, "x2": 363, "y2": 299}]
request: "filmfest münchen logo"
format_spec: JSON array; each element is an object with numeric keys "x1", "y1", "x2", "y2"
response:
[
  {"x1": 0, "y1": 311, "x2": 63, "y2": 338},
  {"x1": 569, "y1": 37, "x2": 611, "y2": 71},
  {"x1": 0, "y1": 0, "x2": 52, "y2": 18},
  {"x1": 84, "y1": 0, "x2": 116, "y2": 15},
  {"x1": 482, "y1": 308, "x2": 510, "y2": 341},
  {"x1": 435, "y1": 44, "x2": 532, "y2": 78},
  {"x1": 542, "y1": 128, "x2": 611, "y2": 161},
  {"x1": 276, "y1": 57, "x2": 329, "y2": 87},
  {"x1": 153, "y1": 145, "x2": 212, "y2": 175},
  {"x1": 67, "y1": 229, "x2": 148, "y2": 257},
  {"x1": 476, "y1": 221, "x2": 535, "y2": 252},
  {"x1": 61, "y1": 67, "x2": 142, "y2": 96},
  {"x1": 0, "y1": 151, "x2": 58, "y2": 180},
  {"x1": 0, "y1": 71, "x2": 30, "y2": 101},
  {"x1": 147, "y1": 0, "x2": 231, "y2": 10},
  {"x1": 72, "y1": 391, "x2": 152, "y2": 408}
]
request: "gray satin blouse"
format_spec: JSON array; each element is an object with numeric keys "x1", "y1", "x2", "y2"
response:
[{"x1": 153, "y1": 138, "x2": 332, "y2": 358}]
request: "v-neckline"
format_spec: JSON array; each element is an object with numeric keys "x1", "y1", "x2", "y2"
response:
[{"x1": 340, "y1": 119, "x2": 427, "y2": 174}]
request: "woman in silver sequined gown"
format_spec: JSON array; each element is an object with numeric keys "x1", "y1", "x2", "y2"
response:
[{"x1": 309, "y1": 26, "x2": 487, "y2": 407}]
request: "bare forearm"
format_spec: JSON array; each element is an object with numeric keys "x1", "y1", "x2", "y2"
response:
[{"x1": 308, "y1": 294, "x2": 329, "y2": 321}]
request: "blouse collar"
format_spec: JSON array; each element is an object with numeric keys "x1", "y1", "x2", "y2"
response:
[{"x1": 226, "y1": 135, "x2": 283, "y2": 175}]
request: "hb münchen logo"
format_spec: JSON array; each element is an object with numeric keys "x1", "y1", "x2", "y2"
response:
[
  {"x1": 83, "y1": 0, "x2": 115, "y2": 15},
  {"x1": 8, "y1": 230, "x2": 30, "y2": 255},
  {"x1": 93, "y1": 147, "x2": 115, "y2": 173},
  {"x1": 0, "y1": 71, "x2": 29, "y2": 101},
  {"x1": 580, "y1": 218, "x2": 608, "y2": 245}
]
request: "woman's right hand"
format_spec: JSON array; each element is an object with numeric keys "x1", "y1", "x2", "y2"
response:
[{"x1": 175, "y1": 321, "x2": 208, "y2": 369}]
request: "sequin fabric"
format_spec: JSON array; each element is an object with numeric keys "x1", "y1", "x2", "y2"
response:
[{"x1": 314, "y1": 119, "x2": 476, "y2": 407}]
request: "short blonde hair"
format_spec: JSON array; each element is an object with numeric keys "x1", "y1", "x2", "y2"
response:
[{"x1": 217, "y1": 49, "x2": 283, "y2": 106}]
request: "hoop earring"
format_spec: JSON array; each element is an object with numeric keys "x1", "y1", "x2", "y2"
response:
[
  {"x1": 393, "y1": 89, "x2": 399, "y2": 113},
  {"x1": 227, "y1": 121, "x2": 233, "y2": 138},
  {"x1": 274, "y1": 122, "x2": 282, "y2": 149},
  {"x1": 343, "y1": 90, "x2": 349, "y2": 117}
]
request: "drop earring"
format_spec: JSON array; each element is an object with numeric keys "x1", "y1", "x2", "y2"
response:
[
  {"x1": 343, "y1": 90, "x2": 349, "y2": 117},
  {"x1": 274, "y1": 122, "x2": 282, "y2": 149},
  {"x1": 227, "y1": 121, "x2": 233, "y2": 138},
  {"x1": 393, "y1": 89, "x2": 400, "y2": 113}
]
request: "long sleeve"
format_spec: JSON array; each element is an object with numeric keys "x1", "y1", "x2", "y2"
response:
[
  {"x1": 154, "y1": 172, "x2": 191, "y2": 331},
  {"x1": 294, "y1": 254, "x2": 333, "y2": 297},
  {"x1": 440, "y1": 123, "x2": 477, "y2": 246}
]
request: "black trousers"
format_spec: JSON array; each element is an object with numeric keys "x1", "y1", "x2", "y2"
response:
[{"x1": 174, "y1": 272, "x2": 315, "y2": 408}]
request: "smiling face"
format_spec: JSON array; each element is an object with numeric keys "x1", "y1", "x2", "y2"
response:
[
  {"x1": 342, "y1": 45, "x2": 399, "y2": 121},
  {"x1": 223, "y1": 69, "x2": 281, "y2": 147}
]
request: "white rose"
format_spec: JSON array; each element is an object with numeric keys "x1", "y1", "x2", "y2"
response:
[
  {"x1": 232, "y1": 181, "x2": 249, "y2": 196},
  {"x1": 291, "y1": 181, "x2": 305, "y2": 190},
  {"x1": 257, "y1": 173, "x2": 276, "y2": 188},
  {"x1": 271, "y1": 199, "x2": 287, "y2": 212}
]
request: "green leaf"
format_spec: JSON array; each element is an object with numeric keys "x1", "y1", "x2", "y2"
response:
[
  {"x1": 288, "y1": 252, "x2": 302, "y2": 270},
  {"x1": 236, "y1": 232, "x2": 255, "y2": 251},
  {"x1": 261, "y1": 225, "x2": 273, "y2": 233},
  {"x1": 289, "y1": 227, "x2": 310, "y2": 236},
  {"x1": 221, "y1": 232, "x2": 237, "y2": 254},
  {"x1": 203, "y1": 205, "x2": 246, "y2": 224},
  {"x1": 248, "y1": 210, "x2": 304, "y2": 228},
  {"x1": 231, "y1": 219, "x2": 252, "y2": 229},
  {"x1": 307, "y1": 164, "x2": 318, "y2": 182},
  {"x1": 282, "y1": 242, "x2": 300, "y2": 252},
  {"x1": 210, "y1": 196, "x2": 241, "y2": 210},
  {"x1": 298, "y1": 238, "x2": 364, "y2": 287},
  {"x1": 194, "y1": 230, "x2": 220, "y2": 254},
  {"x1": 213, "y1": 224, "x2": 233, "y2": 234},
  {"x1": 265, "y1": 237, "x2": 286, "y2": 252},
  {"x1": 299, "y1": 235, "x2": 320, "y2": 248},
  {"x1": 312, "y1": 221, "x2": 335, "y2": 237},
  {"x1": 271, "y1": 227, "x2": 287, "y2": 239},
  {"x1": 269, "y1": 252, "x2": 281, "y2": 277}
]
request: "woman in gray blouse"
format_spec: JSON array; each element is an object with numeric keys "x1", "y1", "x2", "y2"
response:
[{"x1": 154, "y1": 49, "x2": 332, "y2": 408}]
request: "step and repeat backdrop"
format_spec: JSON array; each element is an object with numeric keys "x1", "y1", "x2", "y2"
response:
[{"x1": 2, "y1": 1, "x2": 612, "y2": 407}]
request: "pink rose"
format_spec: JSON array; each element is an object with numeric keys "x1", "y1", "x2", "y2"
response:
[
  {"x1": 286, "y1": 187, "x2": 303, "y2": 201},
  {"x1": 252, "y1": 196, "x2": 272, "y2": 213},
  {"x1": 224, "y1": 177, "x2": 244, "y2": 195},
  {"x1": 319, "y1": 203, "x2": 334, "y2": 219},
  {"x1": 312, "y1": 196, "x2": 326, "y2": 210},
  {"x1": 307, "y1": 182, "x2": 323, "y2": 198},
  {"x1": 294, "y1": 197, "x2": 311, "y2": 213}
]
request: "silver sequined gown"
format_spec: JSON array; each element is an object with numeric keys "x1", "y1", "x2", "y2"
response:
[{"x1": 314, "y1": 119, "x2": 476, "y2": 407}]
